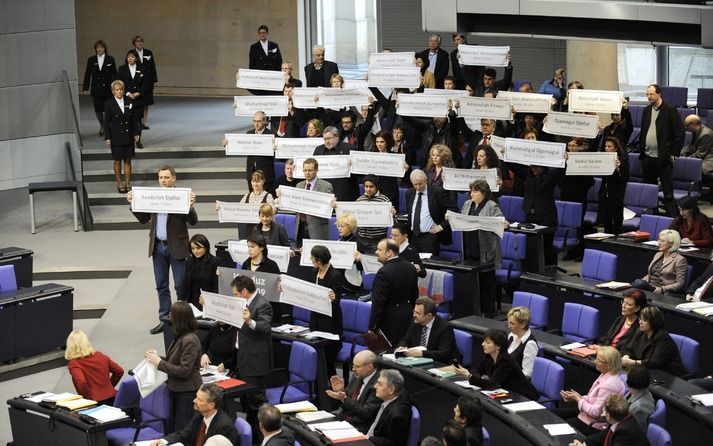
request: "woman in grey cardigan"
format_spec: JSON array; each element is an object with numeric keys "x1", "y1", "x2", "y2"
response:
[{"x1": 459, "y1": 180, "x2": 508, "y2": 317}]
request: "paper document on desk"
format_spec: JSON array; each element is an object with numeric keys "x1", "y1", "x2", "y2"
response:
[
  {"x1": 296, "y1": 410, "x2": 334, "y2": 423},
  {"x1": 454, "y1": 380, "x2": 481, "y2": 390},
  {"x1": 503, "y1": 401, "x2": 546, "y2": 412},
  {"x1": 692, "y1": 306, "x2": 713, "y2": 317},
  {"x1": 26, "y1": 392, "x2": 55, "y2": 403},
  {"x1": 42, "y1": 392, "x2": 80, "y2": 402},
  {"x1": 56, "y1": 397, "x2": 97, "y2": 410},
  {"x1": 272, "y1": 324, "x2": 310, "y2": 334},
  {"x1": 304, "y1": 331, "x2": 340, "y2": 341},
  {"x1": 676, "y1": 302, "x2": 713, "y2": 312},
  {"x1": 583, "y1": 232, "x2": 615, "y2": 240},
  {"x1": 310, "y1": 420, "x2": 355, "y2": 431},
  {"x1": 691, "y1": 393, "x2": 713, "y2": 406},
  {"x1": 275, "y1": 400, "x2": 317, "y2": 413},
  {"x1": 543, "y1": 423, "x2": 577, "y2": 436},
  {"x1": 560, "y1": 342, "x2": 586, "y2": 351},
  {"x1": 80, "y1": 405, "x2": 129, "y2": 422}
]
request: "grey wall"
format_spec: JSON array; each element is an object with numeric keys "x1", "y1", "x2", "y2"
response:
[
  {"x1": 377, "y1": 0, "x2": 567, "y2": 89},
  {"x1": 0, "y1": 0, "x2": 79, "y2": 190}
]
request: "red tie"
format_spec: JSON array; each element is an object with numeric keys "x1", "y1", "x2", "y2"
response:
[
  {"x1": 306, "y1": 183, "x2": 312, "y2": 191},
  {"x1": 348, "y1": 134, "x2": 357, "y2": 145},
  {"x1": 603, "y1": 427, "x2": 613, "y2": 446},
  {"x1": 351, "y1": 380, "x2": 362, "y2": 400},
  {"x1": 195, "y1": 421, "x2": 207, "y2": 446},
  {"x1": 483, "y1": 136, "x2": 490, "y2": 145},
  {"x1": 278, "y1": 117, "x2": 286, "y2": 136}
]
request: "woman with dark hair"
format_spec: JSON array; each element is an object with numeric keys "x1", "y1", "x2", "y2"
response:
[
  {"x1": 473, "y1": 144, "x2": 504, "y2": 196},
  {"x1": 372, "y1": 130, "x2": 400, "y2": 208},
  {"x1": 309, "y1": 245, "x2": 345, "y2": 377},
  {"x1": 598, "y1": 136, "x2": 629, "y2": 234},
  {"x1": 241, "y1": 234, "x2": 283, "y2": 322},
  {"x1": 178, "y1": 234, "x2": 219, "y2": 311},
  {"x1": 621, "y1": 306, "x2": 686, "y2": 376},
  {"x1": 455, "y1": 329, "x2": 538, "y2": 400},
  {"x1": 558, "y1": 80, "x2": 584, "y2": 113},
  {"x1": 251, "y1": 203, "x2": 290, "y2": 247},
  {"x1": 600, "y1": 101, "x2": 633, "y2": 149},
  {"x1": 626, "y1": 364, "x2": 655, "y2": 432},
  {"x1": 82, "y1": 39, "x2": 117, "y2": 136},
  {"x1": 414, "y1": 53, "x2": 436, "y2": 90},
  {"x1": 669, "y1": 196, "x2": 713, "y2": 247},
  {"x1": 117, "y1": 49, "x2": 147, "y2": 148},
  {"x1": 144, "y1": 301, "x2": 201, "y2": 431},
  {"x1": 594, "y1": 290, "x2": 647, "y2": 351},
  {"x1": 458, "y1": 180, "x2": 507, "y2": 316}
]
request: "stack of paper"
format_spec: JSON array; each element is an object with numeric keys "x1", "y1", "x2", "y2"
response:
[
  {"x1": 25, "y1": 392, "x2": 55, "y2": 403},
  {"x1": 454, "y1": 380, "x2": 481, "y2": 390},
  {"x1": 275, "y1": 400, "x2": 318, "y2": 413},
  {"x1": 304, "y1": 331, "x2": 340, "y2": 341},
  {"x1": 272, "y1": 324, "x2": 310, "y2": 334},
  {"x1": 395, "y1": 356, "x2": 434, "y2": 367},
  {"x1": 594, "y1": 281, "x2": 631, "y2": 291},
  {"x1": 42, "y1": 392, "x2": 80, "y2": 403},
  {"x1": 693, "y1": 306, "x2": 713, "y2": 317},
  {"x1": 311, "y1": 421, "x2": 368, "y2": 443},
  {"x1": 543, "y1": 423, "x2": 576, "y2": 436},
  {"x1": 583, "y1": 233, "x2": 615, "y2": 240},
  {"x1": 691, "y1": 393, "x2": 713, "y2": 406},
  {"x1": 560, "y1": 342, "x2": 586, "y2": 351},
  {"x1": 79, "y1": 405, "x2": 129, "y2": 422},
  {"x1": 675, "y1": 302, "x2": 713, "y2": 312},
  {"x1": 428, "y1": 365, "x2": 458, "y2": 378},
  {"x1": 296, "y1": 410, "x2": 335, "y2": 423},
  {"x1": 502, "y1": 401, "x2": 546, "y2": 412},
  {"x1": 56, "y1": 397, "x2": 97, "y2": 411}
]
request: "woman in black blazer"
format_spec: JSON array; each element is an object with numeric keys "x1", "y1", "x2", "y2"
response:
[
  {"x1": 118, "y1": 49, "x2": 148, "y2": 148},
  {"x1": 241, "y1": 234, "x2": 283, "y2": 322},
  {"x1": 104, "y1": 80, "x2": 139, "y2": 193},
  {"x1": 144, "y1": 301, "x2": 202, "y2": 432},
  {"x1": 251, "y1": 203, "x2": 290, "y2": 247},
  {"x1": 594, "y1": 290, "x2": 646, "y2": 351},
  {"x1": 620, "y1": 306, "x2": 686, "y2": 376},
  {"x1": 82, "y1": 39, "x2": 117, "y2": 136},
  {"x1": 598, "y1": 136, "x2": 629, "y2": 234},
  {"x1": 178, "y1": 234, "x2": 219, "y2": 311},
  {"x1": 309, "y1": 245, "x2": 345, "y2": 377},
  {"x1": 522, "y1": 165, "x2": 558, "y2": 267},
  {"x1": 455, "y1": 329, "x2": 539, "y2": 400}
]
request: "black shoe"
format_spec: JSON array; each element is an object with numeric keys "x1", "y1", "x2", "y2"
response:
[
  {"x1": 142, "y1": 124, "x2": 150, "y2": 130},
  {"x1": 99, "y1": 128, "x2": 104, "y2": 137},
  {"x1": 150, "y1": 322, "x2": 165, "y2": 335},
  {"x1": 136, "y1": 141, "x2": 144, "y2": 149}
]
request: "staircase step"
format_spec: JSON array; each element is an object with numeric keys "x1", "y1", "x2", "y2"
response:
[
  {"x1": 82, "y1": 156, "x2": 246, "y2": 182},
  {"x1": 90, "y1": 202, "x2": 237, "y2": 231},
  {"x1": 85, "y1": 179, "x2": 249, "y2": 205},
  {"x1": 82, "y1": 146, "x2": 227, "y2": 161}
]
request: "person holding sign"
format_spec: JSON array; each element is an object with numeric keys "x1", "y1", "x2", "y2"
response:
[
  {"x1": 467, "y1": 58, "x2": 513, "y2": 98},
  {"x1": 275, "y1": 159, "x2": 299, "y2": 190},
  {"x1": 537, "y1": 68, "x2": 567, "y2": 109},
  {"x1": 246, "y1": 111, "x2": 276, "y2": 194},
  {"x1": 309, "y1": 245, "x2": 345, "y2": 377},
  {"x1": 425, "y1": 144, "x2": 455, "y2": 188},
  {"x1": 391, "y1": 222, "x2": 427, "y2": 278},
  {"x1": 406, "y1": 169, "x2": 458, "y2": 256},
  {"x1": 306, "y1": 118, "x2": 324, "y2": 137},
  {"x1": 414, "y1": 53, "x2": 436, "y2": 90},
  {"x1": 473, "y1": 145, "x2": 504, "y2": 196},
  {"x1": 241, "y1": 234, "x2": 283, "y2": 321},
  {"x1": 336, "y1": 213, "x2": 367, "y2": 298},
  {"x1": 402, "y1": 113, "x2": 459, "y2": 168},
  {"x1": 457, "y1": 118, "x2": 505, "y2": 169},
  {"x1": 248, "y1": 25, "x2": 282, "y2": 96},
  {"x1": 314, "y1": 126, "x2": 359, "y2": 201},
  {"x1": 599, "y1": 101, "x2": 633, "y2": 151},
  {"x1": 271, "y1": 81, "x2": 306, "y2": 138},
  {"x1": 598, "y1": 137, "x2": 629, "y2": 234},
  {"x1": 557, "y1": 80, "x2": 583, "y2": 113},
  {"x1": 419, "y1": 33, "x2": 449, "y2": 89},
  {"x1": 238, "y1": 170, "x2": 275, "y2": 235},
  {"x1": 356, "y1": 174, "x2": 394, "y2": 250},
  {"x1": 368, "y1": 239, "x2": 419, "y2": 346},
  {"x1": 457, "y1": 180, "x2": 507, "y2": 316},
  {"x1": 128, "y1": 166, "x2": 198, "y2": 334},
  {"x1": 281, "y1": 61, "x2": 302, "y2": 88},
  {"x1": 304, "y1": 44, "x2": 339, "y2": 88},
  {"x1": 178, "y1": 234, "x2": 219, "y2": 311},
  {"x1": 522, "y1": 166, "x2": 558, "y2": 268},
  {"x1": 251, "y1": 203, "x2": 290, "y2": 247},
  {"x1": 390, "y1": 125, "x2": 417, "y2": 186},
  {"x1": 295, "y1": 157, "x2": 334, "y2": 243},
  {"x1": 231, "y1": 274, "x2": 273, "y2": 441},
  {"x1": 559, "y1": 138, "x2": 594, "y2": 261}
]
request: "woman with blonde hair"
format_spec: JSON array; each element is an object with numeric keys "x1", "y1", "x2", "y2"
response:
[
  {"x1": 65, "y1": 329, "x2": 124, "y2": 404},
  {"x1": 632, "y1": 229, "x2": 687, "y2": 294},
  {"x1": 306, "y1": 118, "x2": 324, "y2": 137},
  {"x1": 425, "y1": 144, "x2": 455, "y2": 187},
  {"x1": 336, "y1": 213, "x2": 367, "y2": 298},
  {"x1": 506, "y1": 306, "x2": 538, "y2": 378}
]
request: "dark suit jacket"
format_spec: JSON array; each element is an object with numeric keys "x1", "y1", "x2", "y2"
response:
[
  {"x1": 419, "y1": 48, "x2": 449, "y2": 89},
  {"x1": 103, "y1": 98, "x2": 139, "y2": 146},
  {"x1": 164, "y1": 410, "x2": 240, "y2": 445},
  {"x1": 264, "y1": 427, "x2": 295, "y2": 446},
  {"x1": 369, "y1": 393, "x2": 413, "y2": 446},
  {"x1": 340, "y1": 370, "x2": 382, "y2": 433},
  {"x1": 398, "y1": 316, "x2": 458, "y2": 363},
  {"x1": 157, "y1": 332, "x2": 202, "y2": 392},
  {"x1": 464, "y1": 423, "x2": 484, "y2": 446},
  {"x1": 369, "y1": 257, "x2": 418, "y2": 345},
  {"x1": 249, "y1": 40, "x2": 283, "y2": 71},
  {"x1": 584, "y1": 414, "x2": 649, "y2": 446},
  {"x1": 469, "y1": 351, "x2": 539, "y2": 401},
  {"x1": 270, "y1": 109, "x2": 306, "y2": 138},
  {"x1": 598, "y1": 315, "x2": 641, "y2": 351},
  {"x1": 310, "y1": 265, "x2": 344, "y2": 335},
  {"x1": 638, "y1": 100, "x2": 685, "y2": 164},
  {"x1": 313, "y1": 142, "x2": 359, "y2": 201},
  {"x1": 117, "y1": 64, "x2": 149, "y2": 107},
  {"x1": 83, "y1": 54, "x2": 117, "y2": 97},
  {"x1": 620, "y1": 328, "x2": 686, "y2": 376},
  {"x1": 131, "y1": 206, "x2": 199, "y2": 259},
  {"x1": 686, "y1": 262, "x2": 713, "y2": 299},
  {"x1": 522, "y1": 168, "x2": 558, "y2": 226},
  {"x1": 304, "y1": 60, "x2": 339, "y2": 87},
  {"x1": 246, "y1": 128, "x2": 276, "y2": 187},
  {"x1": 138, "y1": 48, "x2": 158, "y2": 85},
  {"x1": 406, "y1": 185, "x2": 458, "y2": 245},
  {"x1": 237, "y1": 294, "x2": 273, "y2": 377},
  {"x1": 398, "y1": 243, "x2": 427, "y2": 278}
]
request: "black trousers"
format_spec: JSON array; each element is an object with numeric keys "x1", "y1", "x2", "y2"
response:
[
  {"x1": 237, "y1": 373, "x2": 267, "y2": 443},
  {"x1": 642, "y1": 154, "x2": 676, "y2": 216},
  {"x1": 412, "y1": 232, "x2": 440, "y2": 255}
]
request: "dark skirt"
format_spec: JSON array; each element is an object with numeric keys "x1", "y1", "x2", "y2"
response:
[
  {"x1": 110, "y1": 143, "x2": 135, "y2": 161},
  {"x1": 93, "y1": 96, "x2": 108, "y2": 114},
  {"x1": 143, "y1": 88, "x2": 154, "y2": 106}
]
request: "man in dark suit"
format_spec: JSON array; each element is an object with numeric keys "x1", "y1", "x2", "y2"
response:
[
  {"x1": 150, "y1": 383, "x2": 239, "y2": 446},
  {"x1": 685, "y1": 261, "x2": 713, "y2": 302},
  {"x1": 449, "y1": 33, "x2": 471, "y2": 91},
  {"x1": 82, "y1": 39, "x2": 117, "y2": 136},
  {"x1": 366, "y1": 369, "x2": 413, "y2": 446},
  {"x1": 369, "y1": 239, "x2": 418, "y2": 346},
  {"x1": 247, "y1": 111, "x2": 276, "y2": 194},
  {"x1": 572, "y1": 394, "x2": 649, "y2": 446},
  {"x1": 294, "y1": 157, "x2": 333, "y2": 242},
  {"x1": 313, "y1": 126, "x2": 359, "y2": 201},
  {"x1": 248, "y1": 25, "x2": 283, "y2": 95},
  {"x1": 232, "y1": 275, "x2": 273, "y2": 442},
  {"x1": 391, "y1": 222, "x2": 426, "y2": 278},
  {"x1": 326, "y1": 350, "x2": 382, "y2": 433},
  {"x1": 682, "y1": 114, "x2": 713, "y2": 175},
  {"x1": 132, "y1": 35, "x2": 158, "y2": 129},
  {"x1": 397, "y1": 297, "x2": 458, "y2": 364},
  {"x1": 419, "y1": 34, "x2": 449, "y2": 89},
  {"x1": 406, "y1": 169, "x2": 458, "y2": 255},
  {"x1": 270, "y1": 82, "x2": 306, "y2": 138},
  {"x1": 304, "y1": 44, "x2": 339, "y2": 87},
  {"x1": 259, "y1": 404, "x2": 295, "y2": 446},
  {"x1": 453, "y1": 394, "x2": 484, "y2": 446},
  {"x1": 639, "y1": 83, "x2": 685, "y2": 217},
  {"x1": 128, "y1": 166, "x2": 198, "y2": 334}
]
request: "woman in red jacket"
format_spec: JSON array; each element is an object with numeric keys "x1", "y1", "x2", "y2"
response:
[
  {"x1": 65, "y1": 330, "x2": 124, "y2": 405},
  {"x1": 670, "y1": 196, "x2": 713, "y2": 247}
]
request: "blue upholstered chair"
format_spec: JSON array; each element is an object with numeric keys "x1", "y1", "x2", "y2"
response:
[
  {"x1": 235, "y1": 416, "x2": 253, "y2": 446},
  {"x1": 647, "y1": 423, "x2": 672, "y2": 446},
  {"x1": 669, "y1": 333, "x2": 700, "y2": 378},
  {"x1": 406, "y1": 406, "x2": 420, "y2": 446},
  {"x1": 553, "y1": 200, "x2": 583, "y2": 254},
  {"x1": 0, "y1": 264, "x2": 18, "y2": 292},
  {"x1": 337, "y1": 299, "x2": 372, "y2": 379},
  {"x1": 266, "y1": 341, "x2": 318, "y2": 404},
  {"x1": 512, "y1": 291, "x2": 548, "y2": 330},
  {"x1": 106, "y1": 381, "x2": 171, "y2": 445},
  {"x1": 581, "y1": 249, "x2": 617, "y2": 282},
  {"x1": 561, "y1": 303, "x2": 599, "y2": 343},
  {"x1": 454, "y1": 329, "x2": 473, "y2": 367},
  {"x1": 622, "y1": 183, "x2": 660, "y2": 230},
  {"x1": 639, "y1": 214, "x2": 673, "y2": 241},
  {"x1": 648, "y1": 399, "x2": 667, "y2": 428},
  {"x1": 499, "y1": 195, "x2": 526, "y2": 222},
  {"x1": 531, "y1": 357, "x2": 564, "y2": 409}
]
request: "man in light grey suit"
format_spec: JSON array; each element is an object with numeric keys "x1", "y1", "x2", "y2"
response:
[{"x1": 296, "y1": 157, "x2": 333, "y2": 243}]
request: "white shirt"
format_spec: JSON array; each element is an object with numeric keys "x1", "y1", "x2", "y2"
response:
[
  {"x1": 507, "y1": 329, "x2": 537, "y2": 378},
  {"x1": 129, "y1": 63, "x2": 137, "y2": 79},
  {"x1": 356, "y1": 370, "x2": 377, "y2": 400},
  {"x1": 260, "y1": 40, "x2": 269, "y2": 55},
  {"x1": 159, "y1": 411, "x2": 216, "y2": 444},
  {"x1": 693, "y1": 275, "x2": 713, "y2": 301},
  {"x1": 419, "y1": 318, "x2": 435, "y2": 346},
  {"x1": 114, "y1": 97, "x2": 125, "y2": 113},
  {"x1": 137, "y1": 48, "x2": 144, "y2": 61},
  {"x1": 97, "y1": 53, "x2": 105, "y2": 70},
  {"x1": 411, "y1": 189, "x2": 435, "y2": 233},
  {"x1": 398, "y1": 241, "x2": 409, "y2": 253}
]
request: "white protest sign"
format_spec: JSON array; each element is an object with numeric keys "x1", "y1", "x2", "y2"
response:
[
  {"x1": 300, "y1": 239, "x2": 357, "y2": 270},
  {"x1": 367, "y1": 67, "x2": 421, "y2": 89},
  {"x1": 369, "y1": 52, "x2": 415, "y2": 68},
  {"x1": 277, "y1": 186, "x2": 334, "y2": 219},
  {"x1": 360, "y1": 255, "x2": 383, "y2": 275},
  {"x1": 497, "y1": 91, "x2": 553, "y2": 114},
  {"x1": 336, "y1": 201, "x2": 393, "y2": 228},
  {"x1": 504, "y1": 138, "x2": 566, "y2": 168},
  {"x1": 349, "y1": 151, "x2": 406, "y2": 178},
  {"x1": 396, "y1": 94, "x2": 449, "y2": 117},
  {"x1": 226, "y1": 241, "x2": 291, "y2": 273},
  {"x1": 490, "y1": 135, "x2": 506, "y2": 159},
  {"x1": 543, "y1": 112, "x2": 599, "y2": 138},
  {"x1": 464, "y1": 117, "x2": 480, "y2": 132},
  {"x1": 227, "y1": 240, "x2": 248, "y2": 263},
  {"x1": 217, "y1": 202, "x2": 261, "y2": 223},
  {"x1": 291, "y1": 87, "x2": 319, "y2": 109},
  {"x1": 566, "y1": 152, "x2": 618, "y2": 176},
  {"x1": 280, "y1": 275, "x2": 332, "y2": 317},
  {"x1": 131, "y1": 187, "x2": 192, "y2": 214},
  {"x1": 568, "y1": 89, "x2": 624, "y2": 114},
  {"x1": 442, "y1": 167, "x2": 499, "y2": 192},
  {"x1": 423, "y1": 88, "x2": 470, "y2": 104},
  {"x1": 342, "y1": 79, "x2": 369, "y2": 90},
  {"x1": 293, "y1": 155, "x2": 351, "y2": 179},
  {"x1": 202, "y1": 291, "x2": 245, "y2": 327},
  {"x1": 446, "y1": 210, "x2": 506, "y2": 238},
  {"x1": 458, "y1": 97, "x2": 512, "y2": 120},
  {"x1": 274, "y1": 138, "x2": 323, "y2": 159},
  {"x1": 458, "y1": 45, "x2": 510, "y2": 67},
  {"x1": 236, "y1": 69, "x2": 285, "y2": 91},
  {"x1": 317, "y1": 87, "x2": 370, "y2": 108},
  {"x1": 224, "y1": 133, "x2": 274, "y2": 156},
  {"x1": 234, "y1": 95, "x2": 288, "y2": 117}
]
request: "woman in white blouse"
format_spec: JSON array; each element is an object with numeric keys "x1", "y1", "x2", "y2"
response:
[{"x1": 506, "y1": 306, "x2": 539, "y2": 379}]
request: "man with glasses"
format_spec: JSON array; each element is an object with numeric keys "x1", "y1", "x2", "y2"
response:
[
  {"x1": 326, "y1": 350, "x2": 381, "y2": 433},
  {"x1": 313, "y1": 125, "x2": 358, "y2": 201}
]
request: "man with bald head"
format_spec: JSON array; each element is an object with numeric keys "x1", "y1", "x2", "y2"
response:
[
  {"x1": 682, "y1": 114, "x2": 713, "y2": 176},
  {"x1": 326, "y1": 349, "x2": 382, "y2": 433},
  {"x1": 406, "y1": 169, "x2": 458, "y2": 255},
  {"x1": 246, "y1": 110, "x2": 276, "y2": 193}
]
